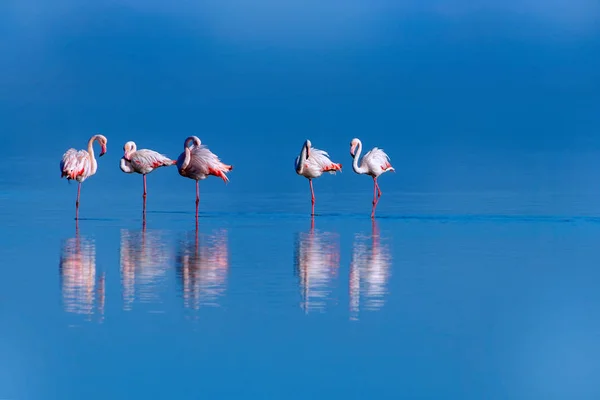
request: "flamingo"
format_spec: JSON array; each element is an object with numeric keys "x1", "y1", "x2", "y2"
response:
[
  {"x1": 295, "y1": 139, "x2": 342, "y2": 216},
  {"x1": 119, "y1": 141, "x2": 177, "y2": 210},
  {"x1": 176, "y1": 136, "x2": 233, "y2": 217},
  {"x1": 60, "y1": 134, "x2": 108, "y2": 220},
  {"x1": 350, "y1": 138, "x2": 394, "y2": 218}
]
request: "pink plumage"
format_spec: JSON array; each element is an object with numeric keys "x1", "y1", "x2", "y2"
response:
[
  {"x1": 176, "y1": 136, "x2": 233, "y2": 217},
  {"x1": 350, "y1": 138, "x2": 394, "y2": 218},
  {"x1": 60, "y1": 134, "x2": 108, "y2": 220},
  {"x1": 120, "y1": 141, "x2": 176, "y2": 208},
  {"x1": 295, "y1": 139, "x2": 342, "y2": 216}
]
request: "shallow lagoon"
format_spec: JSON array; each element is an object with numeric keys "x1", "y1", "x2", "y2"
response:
[{"x1": 2, "y1": 182, "x2": 600, "y2": 399}]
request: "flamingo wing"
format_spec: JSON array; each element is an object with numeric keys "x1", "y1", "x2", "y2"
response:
[
  {"x1": 60, "y1": 149, "x2": 77, "y2": 175},
  {"x1": 190, "y1": 145, "x2": 232, "y2": 182},
  {"x1": 363, "y1": 147, "x2": 393, "y2": 172},
  {"x1": 308, "y1": 148, "x2": 342, "y2": 174},
  {"x1": 190, "y1": 146, "x2": 222, "y2": 171},
  {"x1": 130, "y1": 149, "x2": 173, "y2": 169},
  {"x1": 61, "y1": 149, "x2": 90, "y2": 179}
]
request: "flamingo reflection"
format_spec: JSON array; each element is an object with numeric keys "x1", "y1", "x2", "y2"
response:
[
  {"x1": 349, "y1": 221, "x2": 391, "y2": 320},
  {"x1": 294, "y1": 218, "x2": 340, "y2": 313},
  {"x1": 176, "y1": 228, "x2": 229, "y2": 309},
  {"x1": 59, "y1": 227, "x2": 105, "y2": 320},
  {"x1": 120, "y1": 225, "x2": 172, "y2": 310}
]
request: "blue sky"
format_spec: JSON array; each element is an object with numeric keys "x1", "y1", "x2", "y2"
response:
[{"x1": 1, "y1": 0, "x2": 599, "y2": 194}]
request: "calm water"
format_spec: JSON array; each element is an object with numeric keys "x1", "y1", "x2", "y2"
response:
[
  {"x1": 2, "y1": 0, "x2": 600, "y2": 398},
  {"x1": 2, "y1": 173, "x2": 600, "y2": 399}
]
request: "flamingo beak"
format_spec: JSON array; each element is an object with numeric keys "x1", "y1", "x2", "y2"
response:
[
  {"x1": 350, "y1": 144, "x2": 356, "y2": 157},
  {"x1": 100, "y1": 144, "x2": 107, "y2": 157}
]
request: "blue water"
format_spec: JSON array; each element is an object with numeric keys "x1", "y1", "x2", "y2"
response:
[
  {"x1": 2, "y1": 178, "x2": 600, "y2": 399},
  {"x1": 2, "y1": 1, "x2": 600, "y2": 398}
]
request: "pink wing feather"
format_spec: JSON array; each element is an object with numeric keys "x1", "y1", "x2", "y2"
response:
[
  {"x1": 130, "y1": 149, "x2": 174, "y2": 171},
  {"x1": 61, "y1": 149, "x2": 91, "y2": 180},
  {"x1": 362, "y1": 147, "x2": 394, "y2": 173},
  {"x1": 179, "y1": 144, "x2": 233, "y2": 182}
]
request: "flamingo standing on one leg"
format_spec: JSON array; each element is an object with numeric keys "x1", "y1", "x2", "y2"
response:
[
  {"x1": 60, "y1": 134, "x2": 108, "y2": 220},
  {"x1": 119, "y1": 141, "x2": 177, "y2": 214},
  {"x1": 295, "y1": 139, "x2": 342, "y2": 216},
  {"x1": 176, "y1": 136, "x2": 233, "y2": 219},
  {"x1": 350, "y1": 138, "x2": 394, "y2": 219}
]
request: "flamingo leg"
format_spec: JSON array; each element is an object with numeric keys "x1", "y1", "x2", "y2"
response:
[
  {"x1": 309, "y1": 179, "x2": 315, "y2": 216},
  {"x1": 142, "y1": 195, "x2": 147, "y2": 226},
  {"x1": 371, "y1": 177, "x2": 379, "y2": 219},
  {"x1": 75, "y1": 182, "x2": 81, "y2": 220},
  {"x1": 143, "y1": 174, "x2": 147, "y2": 198},
  {"x1": 195, "y1": 180, "x2": 200, "y2": 220}
]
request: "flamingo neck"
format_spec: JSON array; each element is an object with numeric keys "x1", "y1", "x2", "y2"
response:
[
  {"x1": 181, "y1": 147, "x2": 192, "y2": 170},
  {"x1": 184, "y1": 136, "x2": 201, "y2": 150},
  {"x1": 120, "y1": 157, "x2": 134, "y2": 173},
  {"x1": 88, "y1": 135, "x2": 99, "y2": 174},
  {"x1": 297, "y1": 142, "x2": 308, "y2": 174},
  {"x1": 352, "y1": 141, "x2": 366, "y2": 174}
]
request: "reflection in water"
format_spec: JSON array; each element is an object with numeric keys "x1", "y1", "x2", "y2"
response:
[
  {"x1": 349, "y1": 221, "x2": 392, "y2": 320},
  {"x1": 176, "y1": 229, "x2": 229, "y2": 310},
  {"x1": 59, "y1": 229, "x2": 105, "y2": 321},
  {"x1": 120, "y1": 227, "x2": 172, "y2": 310},
  {"x1": 294, "y1": 218, "x2": 340, "y2": 313}
]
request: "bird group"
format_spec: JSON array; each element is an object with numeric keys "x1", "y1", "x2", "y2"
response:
[
  {"x1": 60, "y1": 134, "x2": 393, "y2": 220},
  {"x1": 294, "y1": 139, "x2": 394, "y2": 218}
]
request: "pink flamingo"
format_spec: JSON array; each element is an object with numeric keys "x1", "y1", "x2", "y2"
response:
[
  {"x1": 176, "y1": 136, "x2": 233, "y2": 217},
  {"x1": 119, "y1": 140, "x2": 177, "y2": 204},
  {"x1": 295, "y1": 139, "x2": 342, "y2": 216},
  {"x1": 60, "y1": 134, "x2": 108, "y2": 219},
  {"x1": 350, "y1": 138, "x2": 394, "y2": 218}
]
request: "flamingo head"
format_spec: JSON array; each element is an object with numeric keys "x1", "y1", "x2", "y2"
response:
[
  {"x1": 304, "y1": 139, "x2": 312, "y2": 158},
  {"x1": 97, "y1": 134, "x2": 108, "y2": 157},
  {"x1": 350, "y1": 138, "x2": 360, "y2": 157},
  {"x1": 123, "y1": 141, "x2": 136, "y2": 160}
]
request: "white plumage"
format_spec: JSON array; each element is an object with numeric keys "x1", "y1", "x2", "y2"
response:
[
  {"x1": 120, "y1": 141, "x2": 175, "y2": 175},
  {"x1": 176, "y1": 136, "x2": 233, "y2": 217},
  {"x1": 60, "y1": 134, "x2": 107, "y2": 182},
  {"x1": 120, "y1": 140, "x2": 176, "y2": 204},
  {"x1": 59, "y1": 134, "x2": 108, "y2": 219},
  {"x1": 350, "y1": 138, "x2": 394, "y2": 218},
  {"x1": 295, "y1": 140, "x2": 342, "y2": 179},
  {"x1": 295, "y1": 139, "x2": 342, "y2": 215},
  {"x1": 177, "y1": 136, "x2": 233, "y2": 182}
]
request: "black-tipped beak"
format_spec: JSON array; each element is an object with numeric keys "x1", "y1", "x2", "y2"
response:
[{"x1": 100, "y1": 145, "x2": 107, "y2": 157}]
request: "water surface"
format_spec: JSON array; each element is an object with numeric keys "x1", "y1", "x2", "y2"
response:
[{"x1": 2, "y1": 184, "x2": 600, "y2": 399}]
